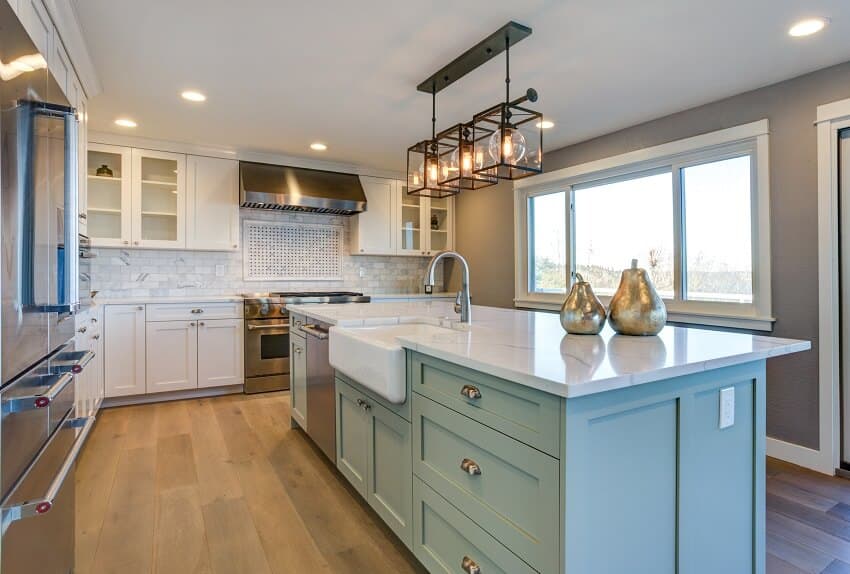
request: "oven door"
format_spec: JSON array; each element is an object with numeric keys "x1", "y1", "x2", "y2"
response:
[{"x1": 244, "y1": 319, "x2": 289, "y2": 378}]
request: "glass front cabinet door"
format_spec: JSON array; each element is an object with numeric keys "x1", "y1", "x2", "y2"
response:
[
  {"x1": 87, "y1": 143, "x2": 132, "y2": 247},
  {"x1": 131, "y1": 149, "x2": 186, "y2": 248},
  {"x1": 396, "y1": 183, "x2": 454, "y2": 256}
]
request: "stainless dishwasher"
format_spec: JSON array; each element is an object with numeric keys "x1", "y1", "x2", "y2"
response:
[{"x1": 303, "y1": 321, "x2": 335, "y2": 461}]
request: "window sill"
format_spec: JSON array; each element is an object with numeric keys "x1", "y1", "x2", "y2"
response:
[{"x1": 513, "y1": 298, "x2": 776, "y2": 332}]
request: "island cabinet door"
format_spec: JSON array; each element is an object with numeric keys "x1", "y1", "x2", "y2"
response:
[
  {"x1": 366, "y1": 401, "x2": 412, "y2": 549},
  {"x1": 335, "y1": 380, "x2": 369, "y2": 497}
]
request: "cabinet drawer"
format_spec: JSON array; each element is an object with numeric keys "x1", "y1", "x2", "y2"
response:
[
  {"x1": 146, "y1": 301, "x2": 243, "y2": 321},
  {"x1": 413, "y1": 395, "x2": 558, "y2": 574},
  {"x1": 410, "y1": 352, "x2": 561, "y2": 456},
  {"x1": 413, "y1": 478, "x2": 537, "y2": 574}
]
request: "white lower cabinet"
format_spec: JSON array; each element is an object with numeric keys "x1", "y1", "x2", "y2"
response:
[
  {"x1": 198, "y1": 318, "x2": 244, "y2": 388},
  {"x1": 104, "y1": 305, "x2": 146, "y2": 398},
  {"x1": 146, "y1": 320, "x2": 198, "y2": 393},
  {"x1": 290, "y1": 331, "x2": 307, "y2": 428},
  {"x1": 103, "y1": 302, "x2": 244, "y2": 399}
]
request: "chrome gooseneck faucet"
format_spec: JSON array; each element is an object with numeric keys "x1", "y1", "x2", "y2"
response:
[{"x1": 425, "y1": 251, "x2": 471, "y2": 323}]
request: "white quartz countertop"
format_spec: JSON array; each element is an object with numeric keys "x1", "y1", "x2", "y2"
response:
[
  {"x1": 94, "y1": 295, "x2": 245, "y2": 305},
  {"x1": 286, "y1": 301, "x2": 811, "y2": 398}
]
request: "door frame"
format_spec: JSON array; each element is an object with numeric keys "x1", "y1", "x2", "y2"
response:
[{"x1": 793, "y1": 97, "x2": 850, "y2": 475}]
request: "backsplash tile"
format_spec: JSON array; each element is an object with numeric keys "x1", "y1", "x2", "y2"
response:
[{"x1": 90, "y1": 210, "x2": 443, "y2": 298}]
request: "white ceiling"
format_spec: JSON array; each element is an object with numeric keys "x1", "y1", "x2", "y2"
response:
[{"x1": 74, "y1": 0, "x2": 850, "y2": 172}]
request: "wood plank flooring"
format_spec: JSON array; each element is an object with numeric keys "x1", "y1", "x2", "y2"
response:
[
  {"x1": 76, "y1": 392, "x2": 850, "y2": 574},
  {"x1": 75, "y1": 392, "x2": 425, "y2": 574}
]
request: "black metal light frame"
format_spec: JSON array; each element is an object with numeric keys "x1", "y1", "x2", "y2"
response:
[
  {"x1": 435, "y1": 122, "x2": 498, "y2": 190},
  {"x1": 406, "y1": 85, "x2": 460, "y2": 198}
]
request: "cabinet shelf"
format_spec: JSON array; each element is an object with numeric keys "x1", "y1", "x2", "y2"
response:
[
  {"x1": 88, "y1": 174, "x2": 121, "y2": 182},
  {"x1": 401, "y1": 227, "x2": 420, "y2": 231},
  {"x1": 141, "y1": 211, "x2": 177, "y2": 217},
  {"x1": 429, "y1": 229, "x2": 447, "y2": 233},
  {"x1": 141, "y1": 179, "x2": 178, "y2": 187},
  {"x1": 89, "y1": 207, "x2": 121, "y2": 214}
]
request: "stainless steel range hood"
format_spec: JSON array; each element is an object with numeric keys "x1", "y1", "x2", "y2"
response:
[{"x1": 240, "y1": 161, "x2": 367, "y2": 215}]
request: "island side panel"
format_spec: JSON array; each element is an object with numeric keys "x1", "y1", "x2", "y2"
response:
[{"x1": 562, "y1": 360, "x2": 765, "y2": 574}]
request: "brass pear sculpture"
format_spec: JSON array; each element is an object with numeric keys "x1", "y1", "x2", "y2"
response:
[
  {"x1": 559, "y1": 273, "x2": 607, "y2": 334},
  {"x1": 608, "y1": 259, "x2": 667, "y2": 336}
]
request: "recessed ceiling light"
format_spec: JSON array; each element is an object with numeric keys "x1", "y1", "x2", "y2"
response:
[
  {"x1": 789, "y1": 17, "x2": 829, "y2": 37},
  {"x1": 536, "y1": 120, "x2": 555, "y2": 129},
  {"x1": 114, "y1": 118, "x2": 137, "y2": 128},
  {"x1": 181, "y1": 90, "x2": 206, "y2": 102},
  {"x1": 310, "y1": 142, "x2": 328, "y2": 151}
]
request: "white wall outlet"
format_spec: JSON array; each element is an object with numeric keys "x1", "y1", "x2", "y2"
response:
[
  {"x1": 719, "y1": 387, "x2": 735, "y2": 429},
  {"x1": 359, "y1": 267, "x2": 366, "y2": 278},
  {"x1": 215, "y1": 264, "x2": 225, "y2": 277}
]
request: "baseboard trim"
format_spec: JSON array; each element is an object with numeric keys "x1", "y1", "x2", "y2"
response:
[
  {"x1": 766, "y1": 436, "x2": 835, "y2": 475},
  {"x1": 102, "y1": 384, "x2": 245, "y2": 408}
]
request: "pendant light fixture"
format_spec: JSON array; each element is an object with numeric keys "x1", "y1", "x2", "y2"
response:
[
  {"x1": 471, "y1": 35, "x2": 543, "y2": 181},
  {"x1": 407, "y1": 21, "x2": 543, "y2": 193},
  {"x1": 406, "y1": 84, "x2": 460, "y2": 198}
]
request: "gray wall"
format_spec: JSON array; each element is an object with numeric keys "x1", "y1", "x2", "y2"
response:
[{"x1": 455, "y1": 60, "x2": 850, "y2": 449}]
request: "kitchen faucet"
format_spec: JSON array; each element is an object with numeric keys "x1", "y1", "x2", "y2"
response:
[{"x1": 425, "y1": 251, "x2": 471, "y2": 323}]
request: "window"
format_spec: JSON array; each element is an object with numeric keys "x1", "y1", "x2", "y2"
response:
[
  {"x1": 573, "y1": 170, "x2": 674, "y2": 298},
  {"x1": 515, "y1": 120, "x2": 772, "y2": 330},
  {"x1": 529, "y1": 192, "x2": 567, "y2": 293}
]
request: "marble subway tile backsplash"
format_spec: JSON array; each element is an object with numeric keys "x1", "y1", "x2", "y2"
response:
[{"x1": 90, "y1": 211, "x2": 443, "y2": 298}]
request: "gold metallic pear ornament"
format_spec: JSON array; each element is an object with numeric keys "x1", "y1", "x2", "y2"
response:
[
  {"x1": 559, "y1": 273, "x2": 607, "y2": 334},
  {"x1": 608, "y1": 259, "x2": 667, "y2": 336}
]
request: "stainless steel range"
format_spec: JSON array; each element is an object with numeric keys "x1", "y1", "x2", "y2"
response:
[{"x1": 242, "y1": 292, "x2": 370, "y2": 394}]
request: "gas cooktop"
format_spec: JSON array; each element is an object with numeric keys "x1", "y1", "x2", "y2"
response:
[{"x1": 242, "y1": 291, "x2": 370, "y2": 305}]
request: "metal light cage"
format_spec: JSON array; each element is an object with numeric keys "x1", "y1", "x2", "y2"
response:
[
  {"x1": 406, "y1": 138, "x2": 460, "y2": 198},
  {"x1": 435, "y1": 123, "x2": 499, "y2": 190},
  {"x1": 471, "y1": 102, "x2": 543, "y2": 181}
]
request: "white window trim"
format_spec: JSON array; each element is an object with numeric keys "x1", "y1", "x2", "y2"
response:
[{"x1": 513, "y1": 119, "x2": 773, "y2": 331}]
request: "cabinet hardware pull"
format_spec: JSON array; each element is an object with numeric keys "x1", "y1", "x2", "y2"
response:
[
  {"x1": 460, "y1": 385, "x2": 481, "y2": 400},
  {"x1": 92, "y1": 334, "x2": 100, "y2": 340},
  {"x1": 136, "y1": 306, "x2": 144, "y2": 311},
  {"x1": 190, "y1": 322, "x2": 196, "y2": 327},
  {"x1": 123, "y1": 240, "x2": 129, "y2": 245},
  {"x1": 77, "y1": 326, "x2": 87, "y2": 334},
  {"x1": 199, "y1": 322, "x2": 205, "y2": 326},
  {"x1": 460, "y1": 458, "x2": 481, "y2": 476},
  {"x1": 461, "y1": 556, "x2": 480, "y2": 574}
]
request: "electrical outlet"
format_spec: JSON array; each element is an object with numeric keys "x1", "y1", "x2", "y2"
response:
[
  {"x1": 215, "y1": 264, "x2": 225, "y2": 277},
  {"x1": 719, "y1": 387, "x2": 735, "y2": 429},
  {"x1": 359, "y1": 267, "x2": 366, "y2": 278},
  {"x1": 424, "y1": 284, "x2": 433, "y2": 294}
]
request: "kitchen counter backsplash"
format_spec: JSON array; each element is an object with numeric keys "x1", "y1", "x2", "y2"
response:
[{"x1": 89, "y1": 211, "x2": 444, "y2": 298}]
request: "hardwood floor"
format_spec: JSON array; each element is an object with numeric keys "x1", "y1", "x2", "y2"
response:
[
  {"x1": 768, "y1": 458, "x2": 850, "y2": 573},
  {"x1": 75, "y1": 392, "x2": 425, "y2": 574},
  {"x1": 76, "y1": 392, "x2": 850, "y2": 574}
]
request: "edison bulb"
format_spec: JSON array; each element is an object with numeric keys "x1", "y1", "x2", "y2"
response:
[
  {"x1": 427, "y1": 160, "x2": 438, "y2": 184},
  {"x1": 488, "y1": 127, "x2": 526, "y2": 163},
  {"x1": 461, "y1": 151, "x2": 472, "y2": 174}
]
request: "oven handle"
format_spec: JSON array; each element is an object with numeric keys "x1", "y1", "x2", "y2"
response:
[
  {"x1": 246, "y1": 323, "x2": 290, "y2": 332},
  {"x1": 302, "y1": 324, "x2": 329, "y2": 340},
  {"x1": 1, "y1": 415, "x2": 95, "y2": 525}
]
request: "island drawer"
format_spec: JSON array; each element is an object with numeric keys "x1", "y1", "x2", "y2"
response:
[
  {"x1": 146, "y1": 302, "x2": 243, "y2": 321},
  {"x1": 413, "y1": 478, "x2": 538, "y2": 574},
  {"x1": 409, "y1": 352, "x2": 561, "y2": 456},
  {"x1": 413, "y1": 395, "x2": 559, "y2": 574}
]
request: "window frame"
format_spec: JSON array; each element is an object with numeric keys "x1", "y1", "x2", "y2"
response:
[{"x1": 514, "y1": 119, "x2": 773, "y2": 331}]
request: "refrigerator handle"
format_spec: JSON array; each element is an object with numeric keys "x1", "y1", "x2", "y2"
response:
[{"x1": 20, "y1": 102, "x2": 80, "y2": 315}]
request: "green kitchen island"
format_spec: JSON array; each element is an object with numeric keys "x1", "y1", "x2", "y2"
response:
[{"x1": 287, "y1": 301, "x2": 810, "y2": 574}]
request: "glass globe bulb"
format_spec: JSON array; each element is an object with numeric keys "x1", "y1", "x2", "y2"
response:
[{"x1": 488, "y1": 127, "x2": 527, "y2": 164}]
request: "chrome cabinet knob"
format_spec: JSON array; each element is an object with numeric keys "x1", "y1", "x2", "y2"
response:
[
  {"x1": 77, "y1": 326, "x2": 87, "y2": 333},
  {"x1": 189, "y1": 322, "x2": 196, "y2": 327},
  {"x1": 136, "y1": 306, "x2": 144, "y2": 311},
  {"x1": 92, "y1": 334, "x2": 100, "y2": 340},
  {"x1": 461, "y1": 556, "x2": 480, "y2": 574},
  {"x1": 199, "y1": 322, "x2": 205, "y2": 326},
  {"x1": 460, "y1": 458, "x2": 481, "y2": 476},
  {"x1": 123, "y1": 241, "x2": 129, "y2": 245},
  {"x1": 134, "y1": 241, "x2": 139, "y2": 245},
  {"x1": 460, "y1": 385, "x2": 482, "y2": 400},
  {"x1": 232, "y1": 244, "x2": 237, "y2": 248}
]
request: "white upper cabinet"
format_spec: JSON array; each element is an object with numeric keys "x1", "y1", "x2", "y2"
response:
[
  {"x1": 87, "y1": 143, "x2": 132, "y2": 247},
  {"x1": 352, "y1": 176, "x2": 396, "y2": 255},
  {"x1": 186, "y1": 155, "x2": 239, "y2": 251},
  {"x1": 353, "y1": 178, "x2": 454, "y2": 257},
  {"x1": 69, "y1": 74, "x2": 88, "y2": 235},
  {"x1": 132, "y1": 148, "x2": 186, "y2": 249},
  {"x1": 49, "y1": 33, "x2": 70, "y2": 95},
  {"x1": 18, "y1": 0, "x2": 52, "y2": 62}
]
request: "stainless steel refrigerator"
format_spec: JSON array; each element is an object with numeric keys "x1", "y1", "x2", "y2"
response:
[{"x1": 0, "y1": 2, "x2": 96, "y2": 572}]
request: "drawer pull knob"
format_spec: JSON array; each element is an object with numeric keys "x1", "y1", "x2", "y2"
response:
[
  {"x1": 461, "y1": 556, "x2": 481, "y2": 574},
  {"x1": 460, "y1": 458, "x2": 481, "y2": 476},
  {"x1": 460, "y1": 385, "x2": 481, "y2": 400},
  {"x1": 356, "y1": 398, "x2": 371, "y2": 412}
]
